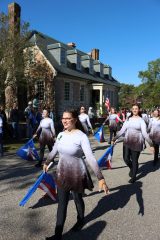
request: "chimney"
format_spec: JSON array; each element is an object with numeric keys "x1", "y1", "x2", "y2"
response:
[
  {"x1": 67, "y1": 42, "x2": 76, "y2": 48},
  {"x1": 8, "y1": 2, "x2": 21, "y2": 36},
  {"x1": 91, "y1": 49, "x2": 99, "y2": 60}
]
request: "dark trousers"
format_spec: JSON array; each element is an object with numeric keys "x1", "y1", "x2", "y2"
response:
[
  {"x1": 39, "y1": 144, "x2": 53, "y2": 164},
  {"x1": 55, "y1": 187, "x2": 85, "y2": 234},
  {"x1": 11, "y1": 122, "x2": 19, "y2": 139},
  {"x1": 109, "y1": 128, "x2": 117, "y2": 143},
  {"x1": 123, "y1": 145, "x2": 140, "y2": 179},
  {"x1": 0, "y1": 133, "x2": 3, "y2": 157},
  {"x1": 153, "y1": 142, "x2": 159, "y2": 163}
]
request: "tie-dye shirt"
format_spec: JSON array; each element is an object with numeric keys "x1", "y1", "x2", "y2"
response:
[
  {"x1": 114, "y1": 117, "x2": 153, "y2": 152},
  {"x1": 46, "y1": 130, "x2": 104, "y2": 192},
  {"x1": 148, "y1": 117, "x2": 160, "y2": 144}
]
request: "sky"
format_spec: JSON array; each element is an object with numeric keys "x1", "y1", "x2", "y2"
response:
[{"x1": 1, "y1": 0, "x2": 160, "y2": 86}]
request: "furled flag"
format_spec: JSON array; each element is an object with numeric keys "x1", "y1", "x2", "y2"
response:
[
  {"x1": 97, "y1": 145, "x2": 113, "y2": 169},
  {"x1": 94, "y1": 126, "x2": 105, "y2": 143},
  {"x1": 16, "y1": 139, "x2": 40, "y2": 161},
  {"x1": 19, "y1": 172, "x2": 56, "y2": 206},
  {"x1": 105, "y1": 97, "x2": 110, "y2": 111}
]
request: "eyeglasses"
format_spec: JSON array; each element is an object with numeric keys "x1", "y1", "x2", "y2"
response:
[{"x1": 61, "y1": 118, "x2": 73, "y2": 121}]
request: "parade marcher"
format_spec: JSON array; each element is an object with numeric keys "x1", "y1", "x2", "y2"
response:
[
  {"x1": 10, "y1": 103, "x2": 20, "y2": 139},
  {"x1": 126, "y1": 109, "x2": 131, "y2": 119},
  {"x1": 148, "y1": 109, "x2": 160, "y2": 166},
  {"x1": 43, "y1": 109, "x2": 109, "y2": 240},
  {"x1": 141, "y1": 109, "x2": 149, "y2": 127},
  {"x1": 24, "y1": 101, "x2": 36, "y2": 138},
  {"x1": 34, "y1": 109, "x2": 55, "y2": 167},
  {"x1": 78, "y1": 106, "x2": 94, "y2": 135},
  {"x1": 0, "y1": 105, "x2": 8, "y2": 139},
  {"x1": 117, "y1": 109, "x2": 126, "y2": 130},
  {"x1": 88, "y1": 106, "x2": 95, "y2": 129},
  {"x1": 32, "y1": 93, "x2": 39, "y2": 112},
  {"x1": 0, "y1": 115, "x2": 3, "y2": 157},
  {"x1": 113, "y1": 104, "x2": 154, "y2": 183},
  {"x1": 103, "y1": 107, "x2": 123, "y2": 144}
]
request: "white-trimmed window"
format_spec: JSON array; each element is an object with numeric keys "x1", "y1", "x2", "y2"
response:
[
  {"x1": 80, "y1": 85, "x2": 85, "y2": 101},
  {"x1": 64, "y1": 82, "x2": 70, "y2": 101},
  {"x1": 36, "y1": 80, "x2": 44, "y2": 100},
  {"x1": 61, "y1": 49, "x2": 66, "y2": 64}
]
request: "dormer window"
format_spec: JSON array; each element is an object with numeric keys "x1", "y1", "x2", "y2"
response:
[
  {"x1": 67, "y1": 49, "x2": 81, "y2": 70},
  {"x1": 47, "y1": 43, "x2": 66, "y2": 66}
]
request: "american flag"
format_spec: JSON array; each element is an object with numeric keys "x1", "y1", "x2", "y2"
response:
[{"x1": 105, "y1": 97, "x2": 110, "y2": 111}]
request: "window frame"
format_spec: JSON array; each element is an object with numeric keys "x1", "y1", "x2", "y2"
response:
[{"x1": 64, "y1": 82, "x2": 70, "y2": 101}]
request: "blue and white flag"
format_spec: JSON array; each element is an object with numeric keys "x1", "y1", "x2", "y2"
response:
[
  {"x1": 94, "y1": 126, "x2": 105, "y2": 143},
  {"x1": 97, "y1": 145, "x2": 113, "y2": 169},
  {"x1": 19, "y1": 172, "x2": 56, "y2": 206},
  {"x1": 16, "y1": 139, "x2": 39, "y2": 161}
]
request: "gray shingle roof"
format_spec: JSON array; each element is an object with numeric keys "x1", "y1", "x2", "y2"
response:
[{"x1": 28, "y1": 31, "x2": 120, "y2": 87}]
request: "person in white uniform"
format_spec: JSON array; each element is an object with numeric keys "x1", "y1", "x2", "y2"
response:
[
  {"x1": 148, "y1": 109, "x2": 160, "y2": 165},
  {"x1": 43, "y1": 109, "x2": 109, "y2": 240},
  {"x1": 34, "y1": 109, "x2": 55, "y2": 167},
  {"x1": 78, "y1": 106, "x2": 94, "y2": 135}
]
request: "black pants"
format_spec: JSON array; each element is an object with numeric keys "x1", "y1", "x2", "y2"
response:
[
  {"x1": 123, "y1": 145, "x2": 140, "y2": 179},
  {"x1": 55, "y1": 187, "x2": 85, "y2": 233},
  {"x1": 39, "y1": 144, "x2": 53, "y2": 164},
  {"x1": 109, "y1": 127, "x2": 117, "y2": 143},
  {"x1": 153, "y1": 142, "x2": 159, "y2": 163}
]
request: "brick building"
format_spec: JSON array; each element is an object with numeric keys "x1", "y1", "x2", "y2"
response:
[{"x1": 6, "y1": 2, "x2": 120, "y2": 118}]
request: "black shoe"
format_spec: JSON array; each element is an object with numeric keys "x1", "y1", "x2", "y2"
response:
[
  {"x1": 129, "y1": 178, "x2": 136, "y2": 184},
  {"x1": 129, "y1": 169, "x2": 133, "y2": 178},
  {"x1": 71, "y1": 220, "x2": 85, "y2": 232},
  {"x1": 153, "y1": 160, "x2": 158, "y2": 166},
  {"x1": 35, "y1": 162, "x2": 42, "y2": 167},
  {"x1": 46, "y1": 226, "x2": 63, "y2": 240},
  {"x1": 45, "y1": 236, "x2": 62, "y2": 240}
]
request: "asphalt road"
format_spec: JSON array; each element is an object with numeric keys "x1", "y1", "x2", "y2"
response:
[{"x1": 0, "y1": 136, "x2": 160, "y2": 240}]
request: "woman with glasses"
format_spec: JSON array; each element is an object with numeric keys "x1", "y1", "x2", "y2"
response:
[
  {"x1": 43, "y1": 109, "x2": 109, "y2": 240},
  {"x1": 78, "y1": 106, "x2": 94, "y2": 135}
]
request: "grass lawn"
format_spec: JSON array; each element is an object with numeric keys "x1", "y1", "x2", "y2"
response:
[{"x1": 3, "y1": 125, "x2": 110, "y2": 153}]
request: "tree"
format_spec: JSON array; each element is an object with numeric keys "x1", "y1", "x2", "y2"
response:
[
  {"x1": 0, "y1": 11, "x2": 31, "y2": 110},
  {"x1": 138, "y1": 59, "x2": 160, "y2": 108},
  {"x1": 119, "y1": 83, "x2": 136, "y2": 108}
]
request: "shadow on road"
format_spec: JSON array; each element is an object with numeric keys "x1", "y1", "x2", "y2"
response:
[
  {"x1": 92, "y1": 144, "x2": 111, "y2": 152},
  {"x1": 84, "y1": 181, "x2": 144, "y2": 226},
  {"x1": 46, "y1": 220, "x2": 107, "y2": 240},
  {"x1": 30, "y1": 195, "x2": 57, "y2": 209},
  {"x1": 136, "y1": 160, "x2": 160, "y2": 181}
]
